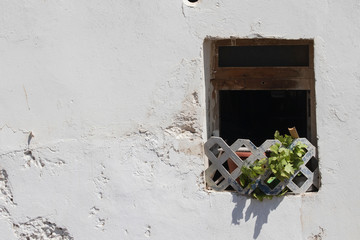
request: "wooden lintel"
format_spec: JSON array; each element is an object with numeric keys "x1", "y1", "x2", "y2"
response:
[{"x1": 211, "y1": 78, "x2": 311, "y2": 90}]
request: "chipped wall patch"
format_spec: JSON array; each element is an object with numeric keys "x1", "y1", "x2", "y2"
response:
[
  {"x1": 144, "y1": 225, "x2": 151, "y2": 237},
  {"x1": 89, "y1": 206, "x2": 100, "y2": 217},
  {"x1": 165, "y1": 91, "x2": 202, "y2": 140},
  {"x1": 0, "y1": 205, "x2": 11, "y2": 218},
  {"x1": 22, "y1": 146, "x2": 67, "y2": 175},
  {"x1": 13, "y1": 217, "x2": 73, "y2": 240},
  {"x1": 165, "y1": 112, "x2": 200, "y2": 139},
  {"x1": 96, "y1": 218, "x2": 106, "y2": 231},
  {"x1": 0, "y1": 169, "x2": 15, "y2": 205},
  {"x1": 23, "y1": 149, "x2": 44, "y2": 168},
  {"x1": 89, "y1": 206, "x2": 106, "y2": 231},
  {"x1": 308, "y1": 227, "x2": 326, "y2": 240},
  {"x1": 93, "y1": 164, "x2": 109, "y2": 200}
]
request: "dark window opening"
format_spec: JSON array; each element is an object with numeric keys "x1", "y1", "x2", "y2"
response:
[
  {"x1": 218, "y1": 45, "x2": 309, "y2": 67},
  {"x1": 219, "y1": 90, "x2": 308, "y2": 146}
]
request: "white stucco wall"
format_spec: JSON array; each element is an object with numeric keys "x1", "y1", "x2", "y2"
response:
[{"x1": 1, "y1": 0, "x2": 360, "y2": 239}]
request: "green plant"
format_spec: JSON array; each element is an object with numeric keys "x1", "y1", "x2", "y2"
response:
[{"x1": 239, "y1": 131, "x2": 308, "y2": 201}]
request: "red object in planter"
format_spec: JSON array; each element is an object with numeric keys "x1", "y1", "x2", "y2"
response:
[{"x1": 227, "y1": 151, "x2": 252, "y2": 174}]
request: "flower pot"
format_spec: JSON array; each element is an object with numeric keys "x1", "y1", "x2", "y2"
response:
[{"x1": 227, "y1": 151, "x2": 252, "y2": 174}]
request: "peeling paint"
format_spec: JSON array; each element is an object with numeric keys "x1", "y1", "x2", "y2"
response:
[{"x1": 13, "y1": 217, "x2": 73, "y2": 240}]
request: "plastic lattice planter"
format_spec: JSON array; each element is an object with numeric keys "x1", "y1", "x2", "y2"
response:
[{"x1": 204, "y1": 137, "x2": 319, "y2": 196}]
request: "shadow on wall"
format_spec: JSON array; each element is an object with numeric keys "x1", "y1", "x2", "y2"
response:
[{"x1": 231, "y1": 194, "x2": 284, "y2": 239}]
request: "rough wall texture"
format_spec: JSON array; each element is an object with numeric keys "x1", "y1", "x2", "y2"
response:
[{"x1": 0, "y1": 0, "x2": 360, "y2": 239}]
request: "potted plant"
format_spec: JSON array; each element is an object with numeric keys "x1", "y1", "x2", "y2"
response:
[
  {"x1": 235, "y1": 130, "x2": 308, "y2": 201},
  {"x1": 227, "y1": 151, "x2": 252, "y2": 175}
]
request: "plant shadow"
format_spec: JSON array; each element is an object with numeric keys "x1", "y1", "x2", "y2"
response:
[{"x1": 231, "y1": 193, "x2": 284, "y2": 239}]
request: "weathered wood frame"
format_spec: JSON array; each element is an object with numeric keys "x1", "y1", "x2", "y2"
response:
[{"x1": 208, "y1": 38, "x2": 317, "y2": 145}]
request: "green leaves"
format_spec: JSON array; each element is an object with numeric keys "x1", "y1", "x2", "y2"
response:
[
  {"x1": 270, "y1": 131, "x2": 307, "y2": 181},
  {"x1": 274, "y1": 130, "x2": 293, "y2": 148},
  {"x1": 237, "y1": 130, "x2": 308, "y2": 201},
  {"x1": 269, "y1": 144, "x2": 279, "y2": 154},
  {"x1": 240, "y1": 158, "x2": 267, "y2": 182}
]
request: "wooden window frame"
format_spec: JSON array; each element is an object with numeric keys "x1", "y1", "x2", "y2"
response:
[{"x1": 208, "y1": 38, "x2": 317, "y2": 145}]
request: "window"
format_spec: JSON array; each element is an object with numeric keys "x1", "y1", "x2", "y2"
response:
[
  {"x1": 203, "y1": 38, "x2": 319, "y2": 195},
  {"x1": 205, "y1": 38, "x2": 316, "y2": 146}
]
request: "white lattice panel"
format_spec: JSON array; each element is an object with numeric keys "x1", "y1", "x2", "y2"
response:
[{"x1": 204, "y1": 137, "x2": 319, "y2": 196}]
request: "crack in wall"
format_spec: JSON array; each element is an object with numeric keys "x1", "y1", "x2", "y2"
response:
[
  {"x1": 23, "y1": 148, "x2": 66, "y2": 169},
  {"x1": 0, "y1": 169, "x2": 15, "y2": 205},
  {"x1": 22, "y1": 133, "x2": 67, "y2": 170},
  {"x1": 0, "y1": 135, "x2": 68, "y2": 171},
  {"x1": 22, "y1": 85, "x2": 31, "y2": 111},
  {"x1": 0, "y1": 124, "x2": 31, "y2": 135}
]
